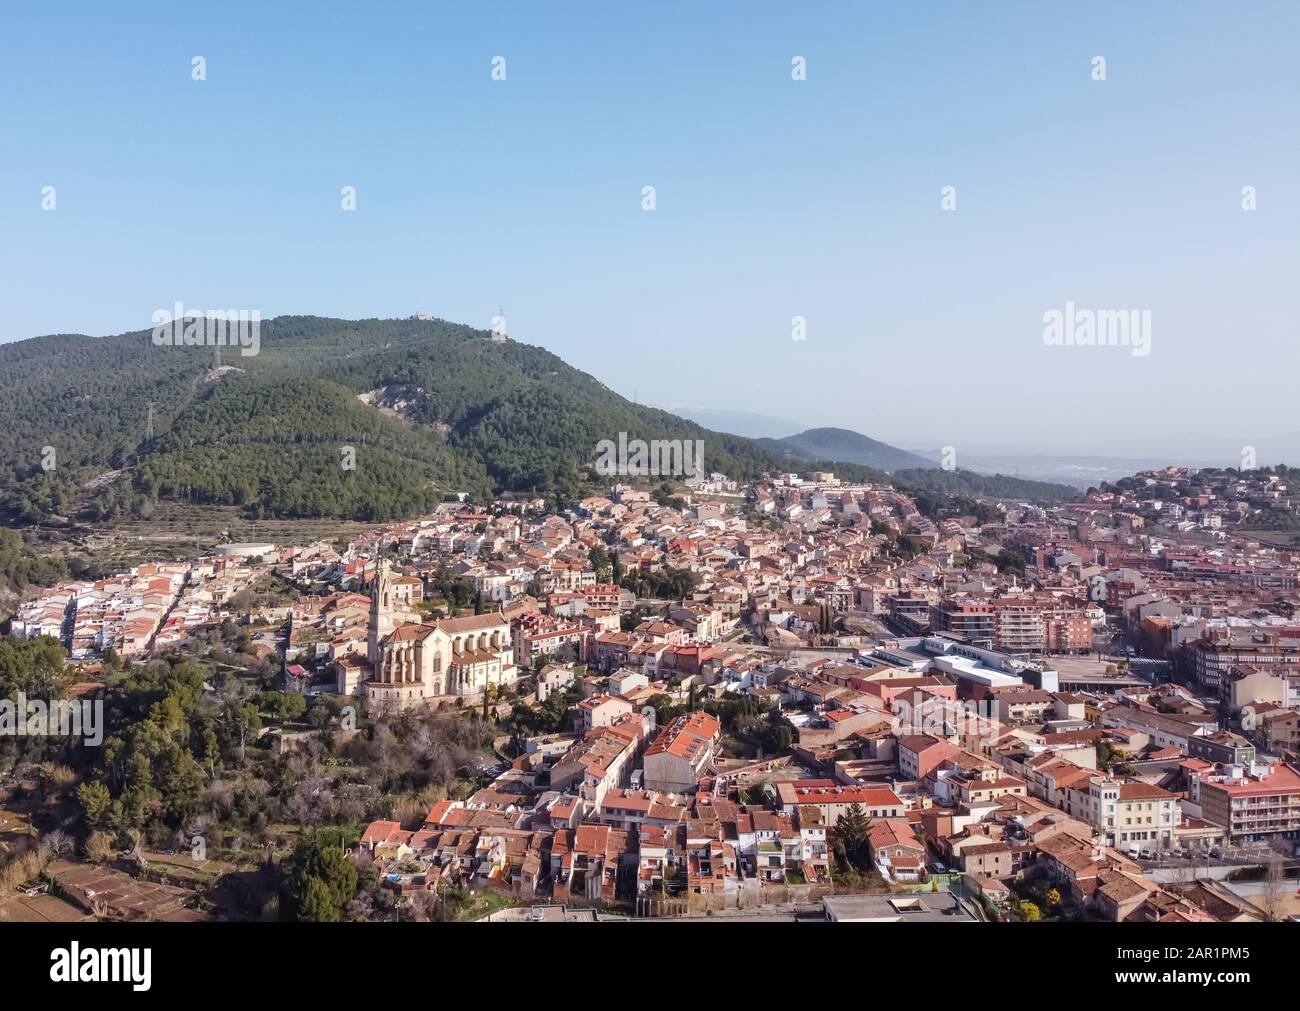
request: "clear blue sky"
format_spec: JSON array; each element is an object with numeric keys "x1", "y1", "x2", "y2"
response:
[{"x1": 2, "y1": 1, "x2": 1297, "y2": 458}]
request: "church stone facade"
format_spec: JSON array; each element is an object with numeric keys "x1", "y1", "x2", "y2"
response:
[{"x1": 363, "y1": 561, "x2": 516, "y2": 713}]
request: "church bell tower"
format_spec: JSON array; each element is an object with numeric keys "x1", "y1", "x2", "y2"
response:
[{"x1": 368, "y1": 559, "x2": 396, "y2": 661}]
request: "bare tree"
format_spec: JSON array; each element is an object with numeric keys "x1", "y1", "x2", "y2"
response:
[
  {"x1": 1260, "y1": 852, "x2": 1287, "y2": 923},
  {"x1": 40, "y1": 830, "x2": 74, "y2": 861},
  {"x1": 406, "y1": 891, "x2": 438, "y2": 923},
  {"x1": 1169, "y1": 856, "x2": 1197, "y2": 887},
  {"x1": 344, "y1": 891, "x2": 375, "y2": 922}
]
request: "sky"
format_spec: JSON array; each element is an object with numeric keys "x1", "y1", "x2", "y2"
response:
[{"x1": 2, "y1": 1, "x2": 1297, "y2": 461}]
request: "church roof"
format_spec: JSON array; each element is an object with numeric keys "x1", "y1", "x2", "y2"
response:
[
  {"x1": 434, "y1": 612, "x2": 508, "y2": 634},
  {"x1": 452, "y1": 648, "x2": 499, "y2": 665},
  {"x1": 387, "y1": 622, "x2": 438, "y2": 642}
]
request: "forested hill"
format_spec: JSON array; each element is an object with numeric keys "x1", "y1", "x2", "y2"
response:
[
  {"x1": 764, "y1": 427, "x2": 935, "y2": 472},
  {"x1": 0, "y1": 316, "x2": 1074, "y2": 523}
]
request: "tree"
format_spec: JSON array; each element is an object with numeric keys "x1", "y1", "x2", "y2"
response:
[
  {"x1": 646, "y1": 693, "x2": 684, "y2": 727},
  {"x1": 1017, "y1": 900, "x2": 1041, "y2": 922},
  {"x1": 78, "y1": 781, "x2": 114, "y2": 829},
  {"x1": 261, "y1": 691, "x2": 307, "y2": 721},
  {"x1": 1096, "y1": 740, "x2": 1120, "y2": 771},
  {"x1": 835, "y1": 803, "x2": 870, "y2": 869},
  {"x1": 1261, "y1": 852, "x2": 1288, "y2": 922},
  {"x1": 0, "y1": 635, "x2": 68, "y2": 697},
  {"x1": 0, "y1": 529, "x2": 69, "y2": 593},
  {"x1": 589, "y1": 545, "x2": 612, "y2": 584},
  {"x1": 226, "y1": 702, "x2": 262, "y2": 762},
  {"x1": 995, "y1": 548, "x2": 1027, "y2": 577},
  {"x1": 41, "y1": 830, "x2": 74, "y2": 860},
  {"x1": 300, "y1": 876, "x2": 344, "y2": 923},
  {"x1": 289, "y1": 835, "x2": 359, "y2": 923},
  {"x1": 739, "y1": 780, "x2": 768, "y2": 806}
]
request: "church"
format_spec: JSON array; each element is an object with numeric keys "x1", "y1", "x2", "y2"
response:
[{"x1": 362, "y1": 561, "x2": 516, "y2": 713}]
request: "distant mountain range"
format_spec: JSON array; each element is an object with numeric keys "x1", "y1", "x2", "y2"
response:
[
  {"x1": 759, "y1": 427, "x2": 936, "y2": 473},
  {"x1": 754, "y1": 428, "x2": 1077, "y2": 503},
  {"x1": 679, "y1": 408, "x2": 1300, "y2": 489},
  {"x1": 0, "y1": 316, "x2": 1077, "y2": 524}
]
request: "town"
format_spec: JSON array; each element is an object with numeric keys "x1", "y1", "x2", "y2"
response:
[
  {"x1": 5, "y1": 463, "x2": 1299, "y2": 924},
  {"x1": 4, "y1": 0, "x2": 1289, "y2": 995}
]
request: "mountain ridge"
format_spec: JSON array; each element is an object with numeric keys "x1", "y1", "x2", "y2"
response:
[
  {"x1": 765, "y1": 426, "x2": 936, "y2": 473},
  {"x1": 0, "y1": 316, "x2": 1077, "y2": 523}
]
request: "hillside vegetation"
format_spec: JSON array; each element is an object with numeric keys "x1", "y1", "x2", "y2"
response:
[{"x1": 0, "y1": 316, "x2": 1075, "y2": 523}]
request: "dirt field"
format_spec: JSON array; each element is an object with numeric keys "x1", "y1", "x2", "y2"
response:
[
  {"x1": 0, "y1": 891, "x2": 89, "y2": 922},
  {"x1": 138, "y1": 848, "x2": 235, "y2": 890},
  {"x1": 48, "y1": 861, "x2": 203, "y2": 921}
]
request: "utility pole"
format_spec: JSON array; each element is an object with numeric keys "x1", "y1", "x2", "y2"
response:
[{"x1": 145, "y1": 401, "x2": 158, "y2": 440}]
